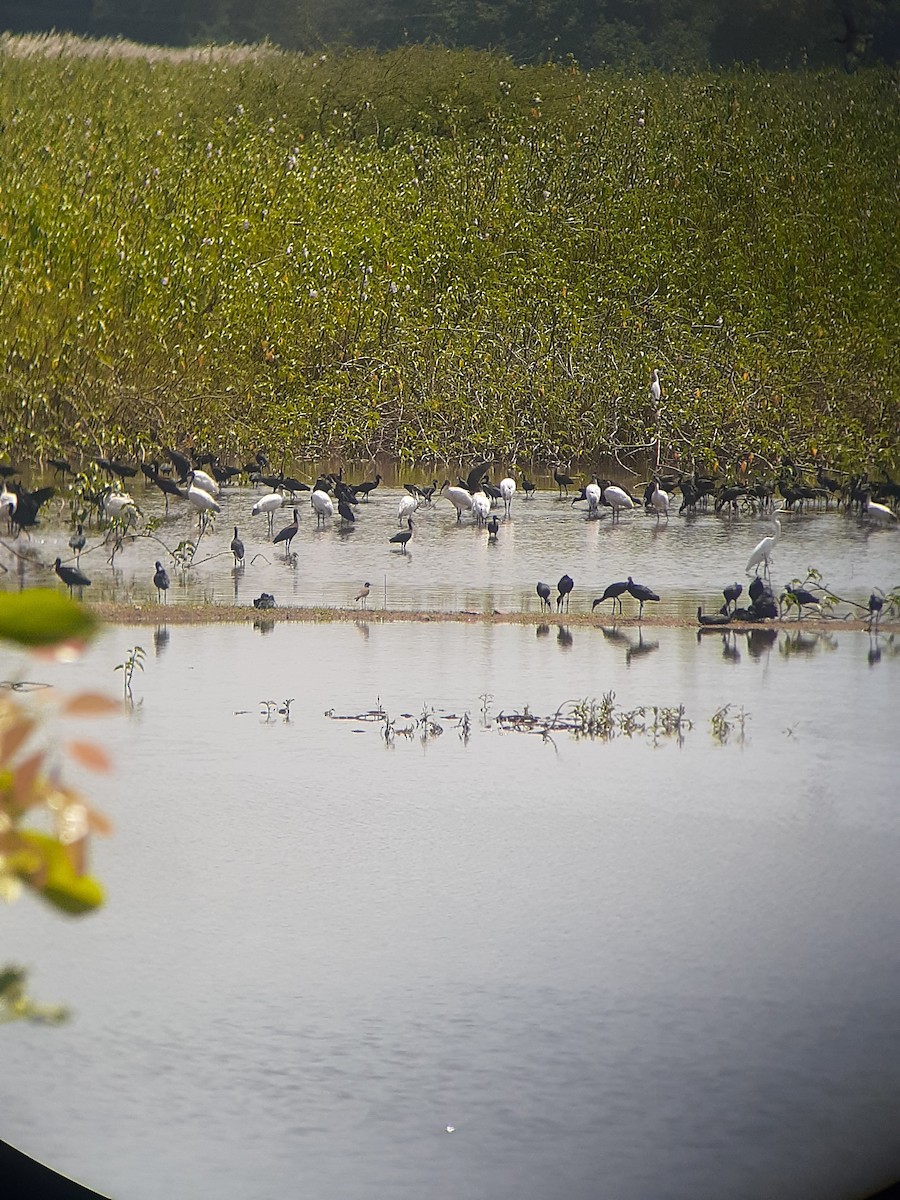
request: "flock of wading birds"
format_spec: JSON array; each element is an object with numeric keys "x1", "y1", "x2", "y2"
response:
[{"x1": 0, "y1": 449, "x2": 897, "y2": 628}]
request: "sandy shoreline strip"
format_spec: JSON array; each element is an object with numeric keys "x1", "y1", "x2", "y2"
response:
[{"x1": 86, "y1": 603, "x2": 892, "y2": 632}]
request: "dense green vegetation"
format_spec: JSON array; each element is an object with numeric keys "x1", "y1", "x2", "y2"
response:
[{"x1": 0, "y1": 39, "x2": 898, "y2": 472}]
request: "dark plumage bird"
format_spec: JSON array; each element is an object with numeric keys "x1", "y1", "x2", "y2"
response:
[
  {"x1": 164, "y1": 447, "x2": 192, "y2": 480},
  {"x1": 487, "y1": 515, "x2": 499, "y2": 540},
  {"x1": 697, "y1": 606, "x2": 731, "y2": 627},
  {"x1": 153, "y1": 561, "x2": 170, "y2": 602},
  {"x1": 48, "y1": 458, "x2": 72, "y2": 476},
  {"x1": 54, "y1": 558, "x2": 91, "y2": 591},
  {"x1": 781, "y1": 583, "x2": 820, "y2": 618},
  {"x1": 338, "y1": 498, "x2": 356, "y2": 526},
  {"x1": 626, "y1": 576, "x2": 659, "y2": 619},
  {"x1": 68, "y1": 524, "x2": 86, "y2": 561},
  {"x1": 554, "y1": 468, "x2": 575, "y2": 498},
  {"x1": 522, "y1": 476, "x2": 536, "y2": 498},
  {"x1": 556, "y1": 574, "x2": 574, "y2": 612},
  {"x1": 9, "y1": 484, "x2": 54, "y2": 533},
  {"x1": 230, "y1": 527, "x2": 245, "y2": 566},
  {"x1": 722, "y1": 581, "x2": 743, "y2": 614},
  {"x1": 273, "y1": 508, "x2": 300, "y2": 554},
  {"x1": 390, "y1": 517, "x2": 414, "y2": 552},
  {"x1": 355, "y1": 474, "x2": 382, "y2": 501},
  {"x1": 464, "y1": 461, "x2": 492, "y2": 493},
  {"x1": 536, "y1": 581, "x2": 551, "y2": 611},
  {"x1": 591, "y1": 581, "x2": 629, "y2": 615},
  {"x1": 867, "y1": 591, "x2": 884, "y2": 628}
]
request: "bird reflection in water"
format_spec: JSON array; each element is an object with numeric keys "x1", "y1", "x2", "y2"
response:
[
  {"x1": 746, "y1": 627, "x2": 778, "y2": 659},
  {"x1": 557, "y1": 625, "x2": 574, "y2": 649},
  {"x1": 536, "y1": 624, "x2": 551, "y2": 638},
  {"x1": 624, "y1": 627, "x2": 659, "y2": 666},
  {"x1": 356, "y1": 622, "x2": 370, "y2": 642},
  {"x1": 153, "y1": 625, "x2": 169, "y2": 656},
  {"x1": 254, "y1": 619, "x2": 275, "y2": 636}
]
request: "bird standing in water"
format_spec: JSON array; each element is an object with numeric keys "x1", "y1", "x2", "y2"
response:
[
  {"x1": 390, "y1": 518, "x2": 414, "y2": 553},
  {"x1": 536, "y1": 581, "x2": 551, "y2": 611},
  {"x1": 54, "y1": 558, "x2": 91, "y2": 592},
  {"x1": 154, "y1": 561, "x2": 170, "y2": 603},
  {"x1": 557, "y1": 574, "x2": 574, "y2": 612},
  {"x1": 231, "y1": 527, "x2": 245, "y2": 566}
]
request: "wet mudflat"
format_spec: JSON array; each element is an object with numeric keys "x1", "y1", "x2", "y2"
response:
[{"x1": 1, "y1": 619, "x2": 899, "y2": 1200}]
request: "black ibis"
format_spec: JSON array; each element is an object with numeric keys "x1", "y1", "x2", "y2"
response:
[
  {"x1": 556, "y1": 574, "x2": 574, "y2": 611},
  {"x1": 54, "y1": 558, "x2": 91, "y2": 592},
  {"x1": 626, "y1": 577, "x2": 659, "y2": 619},
  {"x1": 231, "y1": 527, "x2": 245, "y2": 566},
  {"x1": 390, "y1": 517, "x2": 414, "y2": 552},
  {"x1": 153, "y1": 561, "x2": 170, "y2": 602},
  {"x1": 273, "y1": 509, "x2": 300, "y2": 554},
  {"x1": 591, "y1": 581, "x2": 629, "y2": 615},
  {"x1": 536, "y1": 581, "x2": 551, "y2": 611}
]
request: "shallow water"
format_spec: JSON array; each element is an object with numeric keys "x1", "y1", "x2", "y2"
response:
[
  {"x1": 1, "y1": 620, "x2": 899, "y2": 1199},
  {"x1": 1, "y1": 478, "x2": 898, "y2": 616}
]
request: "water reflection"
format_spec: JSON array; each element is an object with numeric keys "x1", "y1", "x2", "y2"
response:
[
  {"x1": 535, "y1": 624, "x2": 551, "y2": 638},
  {"x1": 624, "y1": 627, "x2": 659, "y2": 665},
  {"x1": 153, "y1": 625, "x2": 170, "y2": 656},
  {"x1": 253, "y1": 619, "x2": 275, "y2": 636},
  {"x1": 556, "y1": 625, "x2": 574, "y2": 649}
]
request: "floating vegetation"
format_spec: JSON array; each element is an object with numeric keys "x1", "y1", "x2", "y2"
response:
[
  {"x1": 260, "y1": 698, "x2": 293, "y2": 723},
  {"x1": 325, "y1": 692, "x2": 758, "y2": 749}
]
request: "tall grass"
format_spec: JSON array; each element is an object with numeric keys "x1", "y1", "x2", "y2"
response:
[{"x1": 0, "y1": 38, "x2": 897, "y2": 471}]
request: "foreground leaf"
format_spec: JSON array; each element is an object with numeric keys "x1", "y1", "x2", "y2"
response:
[{"x1": 0, "y1": 591, "x2": 98, "y2": 648}]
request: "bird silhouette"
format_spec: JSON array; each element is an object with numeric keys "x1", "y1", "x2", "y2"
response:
[
  {"x1": 556, "y1": 574, "x2": 574, "y2": 612},
  {"x1": 554, "y1": 468, "x2": 575, "y2": 498},
  {"x1": 487, "y1": 514, "x2": 500, "y2": 540},
  {"x1": 626, "y1": 577, "x2": 659, "y2": 619},
  {"x1": 697, "y1": 605, "x2": 731, "y2": 627},
  {"x1": 273, "y1": 508, "x2": 300, "y2": 554},
  {"x1": 154, "y1": 561, "x2": 170, "y2": 602},
  {"x1": 591, "y1": 581, "x2": 629, "y2": 615},
  {"x1": 231, "y1": 527, "x2": 245, "y2": 566},
  {"x1": 68, "y1": 524, "x2": 86, "y2": 561},
  {"x1": 536, "y1": 581, "x2": 551, "y2": 611},
  {"x1": 54, "y1": 558, "x2": 90, "y2": 591},
  {"x1": 390, "y1": 517, "x2": 414, "y2": 552}
]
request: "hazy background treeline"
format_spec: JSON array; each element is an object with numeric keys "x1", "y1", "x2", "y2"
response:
[{"x1": 1, "y1": 0, "x2": 898, "y2": 70}]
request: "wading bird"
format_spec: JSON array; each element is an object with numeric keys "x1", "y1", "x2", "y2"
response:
[
  {"x1": 536, "y1": 581, "x2": 551, "y2": 611},
  {"x1": 440, "y1": 480, "x2": 474, "y2": 521},
  {"x1": 273, "y1": 508, "x2": 300, "y2": 555},
  {"x1": 231, "y1": 527, "x2": 245, "y2": 566},
  {"x1": 487, "y1": 514, "x2": 499, "y2": 540},
  {"x1": 310, "y1": 489, "x2": 335, "y2": 526},
  {"x1": 153, "y1": 561, "x2": 170, "y2": 602},
  {"x1": 398, "y1": 494, "x2": 419, "y2": 523},
  {"x1": 54, "y1": 558, "x2": 91, "y2": 592},
  {"x1": 649, "y1": 479, "x2": 669, "y2": 521},
  {"x1": 746, "y1": 518, "x2": 781, "y2": 576},
  {"x1": 68, "y1": 524, "x2": 86, "y2": 561},
  {"x1": 521, "y1": 476, "x2": 536, "y2": 498},
  {"x1": 554, "y1": 468, "x2": 576, "y2": 498},
  {"x1": 603, "y1": 485, "x2": 635, "y2": 520},
  {"x1": 499, "y1": 477, "x2": 516, "y2": 513},
  {"x1": 355, "y1": 582, "x2": 371, "y2": 608},
  {"x1": 591, "y1": 581, "x2": 629, "y2": 616},
  {"x1": 557, "y1": 574, "x2": 574, "y2": 612},
  {"x1": 721, "y1": 581, "x2": 743, "y2": 614},
  {"x1": 867, "y1": 590, "x2": 884, "y2": 629},
  {"x1": 650, "y1": 368, "x2": 662, "y2": 406},
  {"x1": 781, "y1": 583, "x2": 820, "y2": 619},
  {"x1": 626, "y1": 576, "x2": 659, "y2": 619},
  {"x1": 355, "y1": 474, "x2": 382, "y2": 501},
  {"x1": 390, "y1": 517, "x2": 414, "y2": 553}
]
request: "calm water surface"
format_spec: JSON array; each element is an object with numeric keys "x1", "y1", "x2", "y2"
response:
[
  {"x1": 2, "y1": 479, "x2": 898, "y2": 615},
  {"x1": 1, "y1": 620, "x2": 899, "y2": 1199}
]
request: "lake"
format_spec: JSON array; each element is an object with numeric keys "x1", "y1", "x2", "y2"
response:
[{"x1": 1, "y1": 617, "x2": 899, "y2": 1199}]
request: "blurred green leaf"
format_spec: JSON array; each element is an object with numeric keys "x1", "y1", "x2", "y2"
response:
[
  {"x1": 0, "y1": 590, "x2": 98, "y2": 647},
  {"x1": 14, "y1": 831, "x2": 104, "y2": 915}
]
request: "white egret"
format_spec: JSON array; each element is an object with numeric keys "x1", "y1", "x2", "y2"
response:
[
  {"x1": 649, "y1": 480, "x2": 669, "y2": 521},
  {"x1": 650, "y1": 368, "x2": 662, "y2": 406},
  {"x1": 746, "y1": 518, "x2": 781, "y2": 576},
  {"x1": 863, "y1": 496, "x2": 898, "y2": 525}
]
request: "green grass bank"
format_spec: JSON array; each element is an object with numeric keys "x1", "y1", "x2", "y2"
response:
[{"x1": 0, "y1": 37, "x2": 898, "y2": 473}]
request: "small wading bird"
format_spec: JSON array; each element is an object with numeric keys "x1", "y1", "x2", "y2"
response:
[
  {"x1": 521, "y1": 475, "x2": 536, "y2": 498},
  {"x1": 231, "y1": 527, "x2": 245, "y2": 566},
  {"x1": 591, "y1": 580, "x2": 629, "y2": 616},
  {"x1": 273, "y1": 508, "x2": 300, "y2": 555},
  {"x1": 354, "y1": 474, "x2": 382, "y2": 501},
  {"x1": 54, "y1": 557, "x2": 91, "y2": 592},
  {"x1": 536, "y1": 581, "x2": 551, "y2": 611},
  {"x1": 649, "y1": 479, "x2": 669, "y2": 521},
  {"x1": 556, "y1": 574, "x2": 574, "y2": 612},
  {"x1": 697, "y1": 606, "x2": 731, "y2": 627},
  {"x1": 390, "y1": 517, "x2": 414, "y2": 553},
  {"x1": 867, "y1": 590, "x2": 884, "y2": 629},
  {"x1": 68, "y1": 524, "x2": 86, "y2": 561},
  {"x1": 650, "y1": 368, "x2": 662, "y2": 406},
  {"x1": 626, "y1": 577, "x2": 659, "y2": 619},
  {"x1": 746, "y1": 517, "x2": 781, "y2": 576},
  {"x1": 355, "y1": 582, "x2": 371, "y2": 608},
  {"x1": 487, "y1": 514, "x2": 500, "y2": 541},
  {"x1": 499, "y1": 477, "x2": 516, "y2": 514},
  {"x1": 153, "y1": 561, "x2": 170, "y2": 603},
  {"x1": 721, "y1": 581, "x2": 743, "y2": 615}
]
